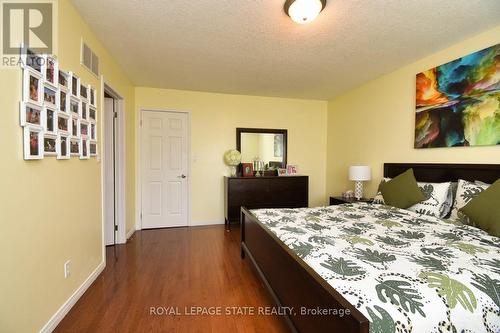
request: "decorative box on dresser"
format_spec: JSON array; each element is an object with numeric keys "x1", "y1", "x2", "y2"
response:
[{"x1": 224, "y1": 176, "x2": 309, "y2": 229}]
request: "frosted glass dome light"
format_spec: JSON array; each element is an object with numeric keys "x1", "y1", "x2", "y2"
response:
[{"x1": 285, "y1": 0, "x2": 326, "y2": 24}]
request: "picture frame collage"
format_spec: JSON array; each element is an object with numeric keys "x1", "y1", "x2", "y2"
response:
[{"x1": 20, "y1": 46, "x2": 98, "y2": 160}]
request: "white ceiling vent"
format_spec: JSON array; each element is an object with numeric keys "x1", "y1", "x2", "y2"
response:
[{"x1": 81, "y1": 39, "x2": 99, "y2": 76}]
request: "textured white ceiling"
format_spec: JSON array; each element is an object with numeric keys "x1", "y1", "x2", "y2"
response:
[{"x1": 71, "y1": 0, "x2": 500, "y2": 100}]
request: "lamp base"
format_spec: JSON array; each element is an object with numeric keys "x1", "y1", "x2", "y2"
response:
[
  {"x1": 354, "y1": 181, "x2": 364, "y2": 200},
  {"x1": 229, "y1": 166, "x2": 237, "y2": 177}
]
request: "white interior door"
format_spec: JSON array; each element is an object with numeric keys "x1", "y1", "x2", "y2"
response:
[
  {"x1": 141, "y1": 110, "x2": 189, "y2": 229},
  {"x1": 104, "y1": 97, "x2": 116, "y2": 245}
]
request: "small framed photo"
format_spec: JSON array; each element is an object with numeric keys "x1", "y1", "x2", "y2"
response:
[
  {"x1": 80, "y1": 83, "x2": 88, "y2": 100},
  {"x1": 43, "y1": 84, "x2": 58, "y2": 107},
  {"x1": 277, "y1": 168, "x2": 287, "y2": 176},
  {"x1": 80, "y1": 138, "x2": 89, "y2": 159},
  {"x1": 43, "y1": 106, "x2": 57, "y2": 134},
  {"x1": 57, "y1": 134, "x2": 70, "y2": 160},
  {"x1": 90, "y1": 122, "x2": 96, "y2": 141},
  {"x1": 70, "y1": 97, "x2": 80, "y2": 116},
  {"x1": 59, "y1": 88, "x2": 68, "y2": 113},
  {"x1": 19, "y1": 102, "x2": 42, "y2": 127},
  {"x1": 43, "y1": 134, "x2": 57, "y2": 156},
  {"x1": 71, "y1": 117, "x2": 79, "y2": 138},
  {"x1": 88, "y1": 106, "x2": 96, "y2": 121},
  {"x1": 242, "y1": 163, "x2": 253, "y2": 177},
  {"x1": 70, "y1": 139, "x2": 80, "y2": 156},
  {"x1": 89, "y1": 86, "x2": 96, "y2": 107},
  {"x1": 57, "y1": 112, "x2": 69, "y2": 134},
  {"x1": 81, "y1": 100, "x2": 87, "y2": 120},
  {"x1": 70, "y1": 72, "x2": 80, "y2": 97},
  {"x1": 23, "y1": 69, "x2": 42, "y2": 105},
  {"x1": 80, "y1": 120, "x2": 89, "y2": 137},
  {"x1": 89, "y1": 141, "x2": 98, "y2": 156},
  {"x1": 21, "y1": 46, "x2": 43, "y2": 73},
  {"x1": 43, "y1": 55, "x2": 58, "y2": 87},
  {"x1": 287, "y1": 165, "x2": 298, "y2": 175},
  {"x1": 23, "y1": 126, "x2": 43, "y2": 160},
  {"x1": 58, "y1": 70, "x2": 69, "y2": 89}
]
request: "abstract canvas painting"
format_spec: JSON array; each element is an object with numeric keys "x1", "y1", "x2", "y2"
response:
[{"x1": 415, "y1": 43, "x2": 499, "y2": 148}]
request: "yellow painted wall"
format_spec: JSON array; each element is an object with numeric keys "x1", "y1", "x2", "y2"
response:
[
  {"x1": 135, "y1": 88, "x2": 328, "y2": 223},
  {"x1": 0, "y1": 1, "x2": 135, "y2": 332},
  {"x1": 326, "y1": 25, "x2": 500, "y2": 198}
]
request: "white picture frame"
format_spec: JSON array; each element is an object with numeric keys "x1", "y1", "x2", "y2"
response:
[
  {"x1": 43, "y1": 133, "x2": 58, "y2": 156},
  {"x1": 23, "y1": 126, "x2": 43, "y2": 160},
  {"x1": 58, "y1": 69, "x2": 70, "y2": 90},
  {"x1": 80, "y1": 82, "x2": 88, "y2": 101},
  {"x1": 70, "y1": 96, "x2": 80, "y2": 116},
  {"x1": 89, "y1": 85, "x2": 96, "y2": 107},
  {"x1": 43, "y1": 83, "x2": 58, "y2": 109},
  {"x1": 80, "y1": 120, "x2": 89, "y2": 138},
  {"x1": 89, "y1": 141, "x2": 98, "y2": 157},
  {"x1": 80, "y1": 138, "x2": 90, "y2": 160},
  {"x1": 88, "y1": 105, "x2": 96, "y2": 122},
  {"x1": 70, "y1": 139, "x2": 80, "y2": 156},
  {"x1": 23, "y1": 69, "x2": 43, "y2": 105},
  {"x1": 59, "y1": 87, "x2": 69, "y2": 113},
  {"x1": 71, "y1": 117, "x2": 80, "y2": 138},
  {"x1": 90, "y1": 122, "x2": 97, "y2": 141},
  {"x1": 80, "y1": 100, "x2": 88, "y2": 120},
  {"x1": 57, "y1": 133, "x2": 70, "y2": 160},
  {"x1": 57, "y1": 111, "x2": 70, "y2": 134},
  {"x1": 69, "y1": 72, "x2": 80, "y2": 97},
  {"x1": 20, "y1": 45, "x2": 43, "y2": 74},
  {"x1": 19, "y1": 101, "x2": 43, "y2": 128},
  {"x1": 42, "y1": 105, "x2": 57, "y2": 135},
  {"x1": 42, "y1": 55, "x2": 58, "y2": 88}
]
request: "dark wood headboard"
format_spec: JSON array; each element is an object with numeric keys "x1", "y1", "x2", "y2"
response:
[{"x1": 384, "y1": 163, "x2": 500, "y2": 184}]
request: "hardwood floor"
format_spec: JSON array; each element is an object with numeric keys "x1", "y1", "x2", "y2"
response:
[{"x1": 55, "y1": 226, "x2": 290, "y2": 333}]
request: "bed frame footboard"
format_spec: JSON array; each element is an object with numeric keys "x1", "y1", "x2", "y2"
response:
[{"x1": 240, "y1": 207, "x2": 369, "y2": 333}]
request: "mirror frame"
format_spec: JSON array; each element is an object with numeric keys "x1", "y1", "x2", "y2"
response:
[{"x1": 236, "y1": 127, "x2": 288, "y2": 168}]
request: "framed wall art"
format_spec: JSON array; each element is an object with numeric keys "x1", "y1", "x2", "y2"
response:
[
  {"x1": 57, "y1": 134, "x2": 70, "y2": 160},
  {"x1": 415, "y1": 43, "x2": 499, "y2": 148},
  {"x1": 24, "y1": 126, "x2": 43, "y2": 160},
  {"x1": 20, "y1": 102, "x2": 42, "y2": 127}
]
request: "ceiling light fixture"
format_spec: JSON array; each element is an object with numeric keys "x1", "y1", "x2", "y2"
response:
[{"x1": 284, "y1": 0, "x2": 327, "y2": 24}]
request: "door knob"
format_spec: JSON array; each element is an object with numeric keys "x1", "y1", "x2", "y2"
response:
[{"x1": 178, "y1": 174, "x2": 187, "y2": 179}]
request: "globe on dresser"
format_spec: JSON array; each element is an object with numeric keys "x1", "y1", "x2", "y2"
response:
[{"x1": 223, "y1": 149, "x2": 241, "y2": 177}]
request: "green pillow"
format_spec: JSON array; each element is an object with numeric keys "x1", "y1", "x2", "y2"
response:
[
  {"x1": 460, "y1": 179, "x2": 500, "y2": 237},
  {"x1": 379, "y1": 169, "x2": 425, "y2": 209}
]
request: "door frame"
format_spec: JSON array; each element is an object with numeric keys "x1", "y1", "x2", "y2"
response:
[
  {"x1": 100, "y1": 78, "x2": 127, "y2": 248},
  {"x1": 136, "y1": 108, "x2": 191, "y2": 230}
]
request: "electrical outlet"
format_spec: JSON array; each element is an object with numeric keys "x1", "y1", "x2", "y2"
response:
[{"x1": 64, "y1": 260, "x2": 71, "y2": 279}]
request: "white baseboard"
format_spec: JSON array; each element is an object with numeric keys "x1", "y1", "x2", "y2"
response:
[
  {"x1": 39, "y1": 261, "x2": 105, "y2": 333},
  {"x1": 189, "y1": 220, "x2": 224, "y2": 227},
  {"x1": 126, "y1": 227, "x2": 135, "y2": 240}
]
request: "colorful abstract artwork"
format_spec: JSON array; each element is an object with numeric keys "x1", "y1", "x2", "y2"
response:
[{"x1": 415, "y1": 43, "x2": 499, "y2": 148}]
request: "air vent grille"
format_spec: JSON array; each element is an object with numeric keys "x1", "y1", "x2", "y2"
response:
[{"x1": 81, "y1": 41, "x2": 99, "y2": 76}]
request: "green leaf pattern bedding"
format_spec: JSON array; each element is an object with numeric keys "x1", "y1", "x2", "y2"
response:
[{"x1": 250, "y1": 203, "x2": 500, "y2": 333}]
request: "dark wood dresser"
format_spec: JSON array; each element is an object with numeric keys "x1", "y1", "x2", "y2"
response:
[{"x1": 224, "y1": 176, "x2": 308, "y2": 228}]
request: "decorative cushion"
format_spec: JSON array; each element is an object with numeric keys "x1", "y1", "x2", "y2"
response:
[
  {"x1": 460, "y1": 179, "x2": 500, "y2": 237},
  {"x1": 374, "y1": 178, "x2": 453, "y2": 218},
  {"x1": 450, "y1": 179, "x2": 490, "y2": 220},
  {"x1": 379, "y1": 169, "x2": 424, "y2": 209}
]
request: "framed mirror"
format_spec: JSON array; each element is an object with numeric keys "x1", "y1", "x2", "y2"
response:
[{"x1": 236, "y1": 128, "x2": 287, "y2": 170}]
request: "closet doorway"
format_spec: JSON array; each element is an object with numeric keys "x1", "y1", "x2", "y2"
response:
[{"x1": 103, "y1": 84, "x2": 126, "y2": 245}]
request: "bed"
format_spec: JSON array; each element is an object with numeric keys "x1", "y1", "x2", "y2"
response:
[{"x1": 240, "y1": 163, "x2": 500, "y2": 333}]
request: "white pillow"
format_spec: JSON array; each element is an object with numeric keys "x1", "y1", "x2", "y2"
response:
[
  {"x1": 449, "y1": 179, "x2": 490, "y2": 220},
  {"x1": 374, "y1": 178, "x2": 453, "y2": 218}
]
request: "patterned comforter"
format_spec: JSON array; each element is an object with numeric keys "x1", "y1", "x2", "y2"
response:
[{"x1": 250, "y1": 203, "x2": 500, "y2": 333}]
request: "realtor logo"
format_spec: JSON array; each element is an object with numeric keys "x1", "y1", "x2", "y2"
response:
[{"x1": 2, "y1": 1, "x2": 53, "y2": 55}]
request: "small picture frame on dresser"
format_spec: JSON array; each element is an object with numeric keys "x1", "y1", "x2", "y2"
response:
[{"x1": 242, "y1": 163, "x2": 253, "y2": 177}]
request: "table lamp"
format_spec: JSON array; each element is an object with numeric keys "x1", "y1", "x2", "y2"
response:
[{"x1": 349, "y1": 166, "x2": 371, "y2": 200}]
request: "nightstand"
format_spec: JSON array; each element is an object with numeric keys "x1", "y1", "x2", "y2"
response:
[{"x1": 329, "y1": 196, "x2": 373, "y2": 205}]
